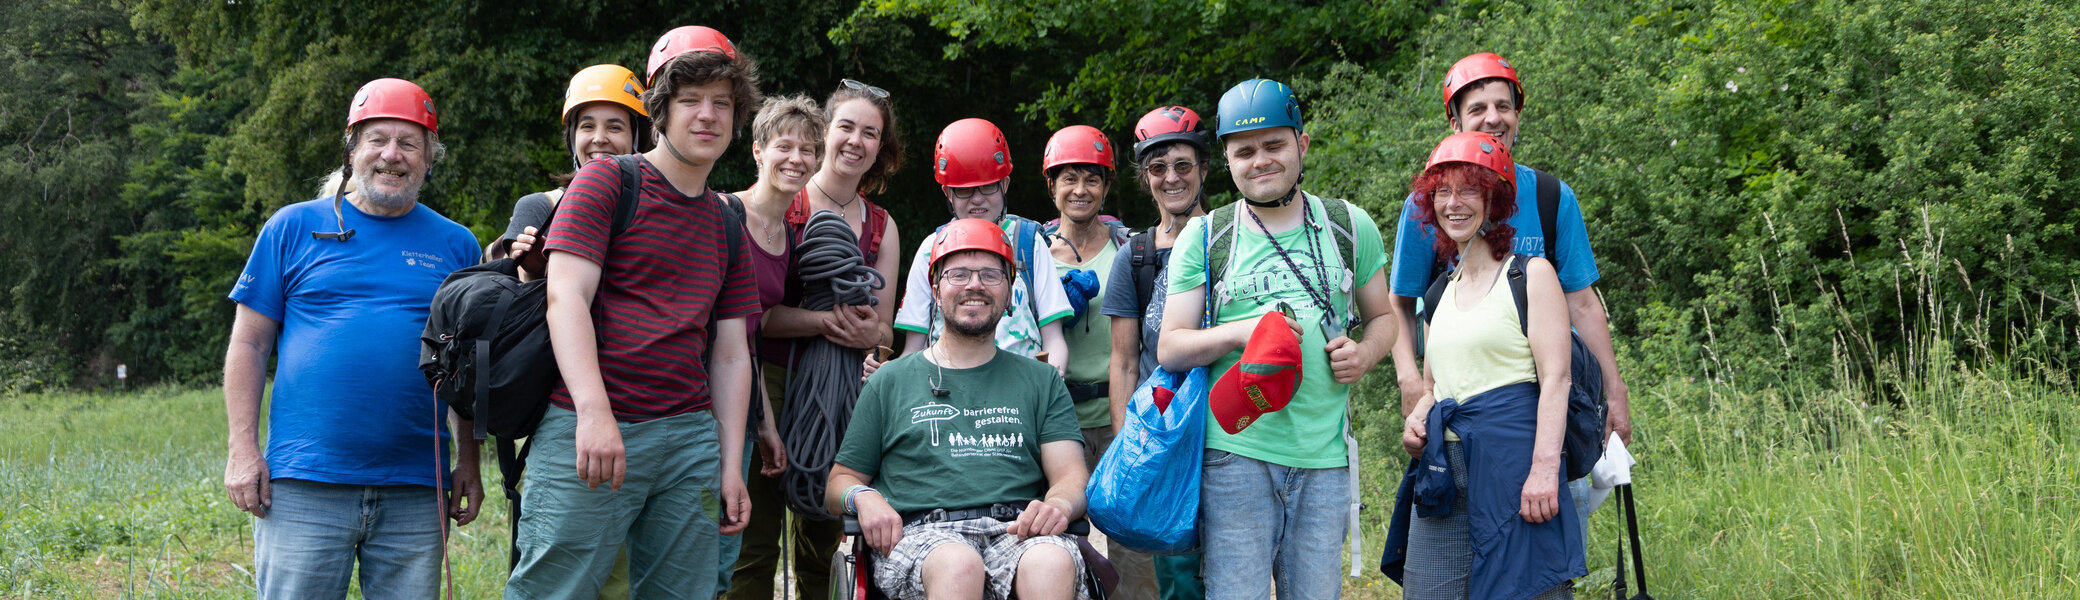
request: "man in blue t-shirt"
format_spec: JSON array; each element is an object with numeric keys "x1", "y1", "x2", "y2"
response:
[
  {"x1": 1385, "y1": 53, "x2": 1635, "y2": 517},
  {"x1": 223, "y1": 78, "x2": 485, "y2": 600}
]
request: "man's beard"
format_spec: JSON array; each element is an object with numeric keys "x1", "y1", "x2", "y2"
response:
[
  {"x1": 351, "y1": 166, "x2": 421, "y2": 212},
  {"x1": 943, "y1": 292, "x2": 1003, "y2": 337}
]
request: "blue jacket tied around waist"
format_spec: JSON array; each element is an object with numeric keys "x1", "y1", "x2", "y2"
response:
[{"x1": 1380, "y1": 381, "x2": 1587, "y2": 600}]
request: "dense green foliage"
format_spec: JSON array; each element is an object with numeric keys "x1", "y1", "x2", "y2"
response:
[{"x1": 3, "y1": 0, "x2": 2078, "y2": 404}]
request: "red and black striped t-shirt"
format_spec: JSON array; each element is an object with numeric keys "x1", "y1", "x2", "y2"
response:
[{"x1": 544, "y1": 156, "x2": 757, "y2": 421}]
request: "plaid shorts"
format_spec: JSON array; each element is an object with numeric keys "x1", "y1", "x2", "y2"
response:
[{"x1": 871, "y1": 516, "x2": 1089, "y2": 600}]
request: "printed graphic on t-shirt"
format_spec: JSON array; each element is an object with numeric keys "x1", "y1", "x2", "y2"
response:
[{"x1": 906, "y1": 401, "x2": 1030, "y2": 461}]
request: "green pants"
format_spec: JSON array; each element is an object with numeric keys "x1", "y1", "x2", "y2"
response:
[{"x1": 506, "y1": 407, "x2": 723, "y2": 599}]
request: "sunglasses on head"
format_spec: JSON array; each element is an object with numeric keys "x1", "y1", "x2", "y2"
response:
[{"x1": 841, "y1": 79, "x2": 889, "y2": 99}]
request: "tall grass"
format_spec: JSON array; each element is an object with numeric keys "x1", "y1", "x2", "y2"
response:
[{"x1": 1347, "y1": 224, "x2": 2080, "y2": 599}]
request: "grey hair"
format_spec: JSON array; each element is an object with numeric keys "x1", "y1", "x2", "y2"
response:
[{"x1": 318, "y1": 124, "x2": 447, "y2": 199}]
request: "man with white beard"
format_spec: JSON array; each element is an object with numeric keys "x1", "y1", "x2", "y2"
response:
[{"x1": 222, "y1": 77, "x2": 485, "y2": 599}]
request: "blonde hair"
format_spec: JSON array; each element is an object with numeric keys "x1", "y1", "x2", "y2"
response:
[{"x1": 752, "y1": 95, "x2": 827, "y2": 152}]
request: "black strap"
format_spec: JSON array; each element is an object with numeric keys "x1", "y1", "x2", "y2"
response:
[
  {"x1": 471, "y1": 289, "x2": 518, "y2": 441},
  {"x1": 1534, "y1": 167, "x2": 1561, "y2": 273},
  {"x1": 1420, "y1": 253, "x2": 1531, "y2": 337},
  {"x1": 1622, "y1": 483, "x2": 1651, "y2": 596},
  {"x1": 609, "y1": 155, "x2": 643, "y2": 239},
  {"x1": 1206, "y1": 196, "x2": 1356, "y2": 309},
  {"x1": 1128, "y1": 230, "x2": 1158, "y2": 312},
  {"x1": 497, "y1": 436, "x2": 531, "y2": 571}
]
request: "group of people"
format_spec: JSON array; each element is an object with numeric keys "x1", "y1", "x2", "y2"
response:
[{"x1": 221, "y1": 18, "x2": 1634, "y2": 600}]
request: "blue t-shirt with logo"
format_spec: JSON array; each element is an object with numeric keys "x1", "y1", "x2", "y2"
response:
[
  {"x1": 1390, "y1": 163, "x2": 1600, "y2": 297},
  {"x1": 229, "y1": 197, "x2": 481, "y2": 488}
]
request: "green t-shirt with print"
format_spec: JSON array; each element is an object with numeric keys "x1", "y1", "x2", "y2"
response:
[
  {"x1": 1165, "y1": 193, "x2": 1387, "y2": 469},
  {"x1": 1056, "y1": 238, "x2": 1118, "y2": 429},
  {"x1": 834, "y1": 349, "x2": 1083, "y2": 514}
]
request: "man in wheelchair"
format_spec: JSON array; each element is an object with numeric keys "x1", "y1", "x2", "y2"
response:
[{"x1": 829, "y1": 219, "x2": 1093, "y2": 600}]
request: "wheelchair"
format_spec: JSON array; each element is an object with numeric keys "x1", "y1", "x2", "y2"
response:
[{"x1": 830, "y1": 509, "x2": 1117, "y2": 600}]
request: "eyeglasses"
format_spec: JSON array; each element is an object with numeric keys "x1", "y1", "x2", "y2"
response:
[
  {"x1": 841, "y1": 79, "x2": 889, "y2": 99},
  {"x1": 938, "y1": 267, "x2": 1007, "y2": 286},
  {"x1": 1430, "y1": 186, "x2": 1484, "y2": 204},
  {"x1": 1142, "y1": 159, "x2": 1198, "y2": 178},
  {"x1": 949, "y1": 181, "x2": 1003, "y2": 199}
]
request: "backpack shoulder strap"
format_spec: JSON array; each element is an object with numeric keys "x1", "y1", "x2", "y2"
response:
[
  {"x1": 610, "y1": 154, "x2": 643, "y2": 240},
  {"x1": 1128, "y1": 229, "x2": 1157, "y2": 311},
  {"x1": 861, "y1": 200, "x2": 889, "y2": 264},
  {"x1": 1321, "y1": 196, "x2": 1358, "y2": 278},
  {"x1": 1205, "y1": 205, "x2": 1238, "y2": 293},
  {"x1": 1105, "y1": 219, "x2": 1133, "y2": 246},
  {"x1": 1534, "y1": 167, "x2": 1561, "y2": 271},
  {"x1": 717, "y1": 191, "x2": 746, "y2": 263},
  {"x1": 1001, "y1": 215, "x2": 1041, "y2": 302},
  {"x1": 1507, "y1": 253, "x2": 1531, "y2": 336}
]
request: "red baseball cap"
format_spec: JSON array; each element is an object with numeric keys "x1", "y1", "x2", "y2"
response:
[{"x1": 1210, "y1": 310, "x2": 1303, "y2": 434}]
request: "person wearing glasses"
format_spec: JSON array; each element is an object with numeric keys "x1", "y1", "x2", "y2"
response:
[
  {"x1": 222, "y1": 77, "x2": 485, "y2": 599},
  {"x1": 884, "y1": 118, "x2": 1073, "y2": 376},
  {"x1": 830, "y1": 218, "x2": 1092, "y2": 600},
  {"x1": 503, "y1": 26, "x2": 762, "y2": 598},
  {"x1": 1097, "y1": 105, "x2": 1213, "y2": 600}
]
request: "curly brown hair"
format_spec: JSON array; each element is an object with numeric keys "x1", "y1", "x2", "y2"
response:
[{"x1": 645, "y1": 50, "x2": 762, "y2": 137}]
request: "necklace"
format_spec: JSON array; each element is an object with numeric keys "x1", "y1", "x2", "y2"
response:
[
  {"x1": 1243, "y1": 197, "x2": 1338, "y2": 332},
  {"x1": 812, "y1": 178, "x2": 858, "y2": 210}
]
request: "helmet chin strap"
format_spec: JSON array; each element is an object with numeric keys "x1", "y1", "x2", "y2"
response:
[
  {"x1": 661, "y1": 132, "x2": 702, "y2": 167},
  {"x1": 1243, "y1": 172, "x2": 1305, "y2": 207}
]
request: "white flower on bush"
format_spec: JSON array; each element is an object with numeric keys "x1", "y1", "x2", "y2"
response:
[{"x1": 1726, "y1": 80, "x2": 1739, "y2": 93}]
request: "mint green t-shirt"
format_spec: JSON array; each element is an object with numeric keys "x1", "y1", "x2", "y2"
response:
[
  {"x1": 1057, "y1": 239, "x2": 1119, "y2": 429},
  {"x1": 834, "y1": 350, "x2": 1083, "y2": 514},
  {"x1": 1165, "y1": 194, "x2": 1387, "y2": 468}
]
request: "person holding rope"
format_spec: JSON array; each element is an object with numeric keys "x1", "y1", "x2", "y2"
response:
[
  {"x1": 730, "y1": 79, "x2": 906, "y2": 600},
  {"x1": 1157, "y1": 78, "x2": 1395, "y2": 599},
  {"x1": 830, "y1": 218, "x2": 1091, "y2": 600},
  {"x1": 222, "y1": 77, "x2": 485, "y2": 599},
  {"x1": 1039, "y1": 124, "x2": 1159, "y2": 600},
  {"x1": 883, "y1": 118, "x2": 1073, "y2": 376},
  {"x1": 503, "y1": 26, "x2": 761, "y2": 598},
  {"x1": 1384, "y1": 132, "x2": 1586, "y2": 599},
  {"x1": 1098, "y1": 105, "x2": 1212, "y2": 600}
]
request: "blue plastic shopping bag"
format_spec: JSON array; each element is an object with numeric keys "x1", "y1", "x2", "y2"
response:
[{"x1": 1085, "y1": 365, "x2": 1208, "y2": 554}]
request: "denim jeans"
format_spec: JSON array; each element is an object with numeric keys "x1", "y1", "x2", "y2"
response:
[
  {"x1": 252, "y1": 478, "x2": 442, "y2": 600},
  {"x1": 1198, "y1": 449, "x2": 1349, "y2": 600},
  {"x1": 505, "y1": 407, "x2": 723, "y2": 599}
]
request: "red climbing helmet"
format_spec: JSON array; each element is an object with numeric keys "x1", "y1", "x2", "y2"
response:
[
  {"x1": 347, "y1": 78, "x2": 438, "y2": 133},
  {"x1": 1424, "y1": 131, "x2": 1515, "y2": 189},
  {"x1": 1440, "y1": 52, "x2": 1523, "y2": 119},
  {"x1": 930, "y1": 218, "x2": 1017, "y2": 273},
  {"x1": 1041, "y1": 125, "x2": 1114, "y2": 174},
  {"x1": 1131, "y1": 106, "x2": 1207, "y2": 161},
  {"x1": 647, "y1": 26, "x2": 738, "y2": 84},
  {"x1": 933, "y1": 118, "x2": 1014, "y2": 188}
]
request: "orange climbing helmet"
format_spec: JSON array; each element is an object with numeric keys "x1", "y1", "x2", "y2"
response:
[
  {"x1": 347, "y1": 78, "x2": 438, "y2": 133},
  {"x1": 1042, "y1": 125, "x2": 1114, "y2": 174},
  {"x1": 646, "y1": 25, "x2": 738, "y2": 84},
  {"x1": 933, "y1": 118, "x2": 1014, "y2": 188},
  {"x1": 563, "y1": 64, "x2": 648, "y2": 123},
  {"x1": 1440, "y1": 52, "x2": 1523, "y2": 119}
]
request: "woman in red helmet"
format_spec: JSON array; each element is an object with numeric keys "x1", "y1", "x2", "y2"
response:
[
  {"x1": 1383, "y1": 132, "x2": 1586, "y2": 600},
  {"x1": 1096, "y1": 105, "x2": 1213, "y2": 600},
  {"x1": 1039, "y1": 124, "x2": 1159, "y2": 600}
]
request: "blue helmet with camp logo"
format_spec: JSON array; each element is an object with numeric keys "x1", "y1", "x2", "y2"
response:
[{"x1": 1215, "y1": 78, "x2": 1302, "y2": 139}]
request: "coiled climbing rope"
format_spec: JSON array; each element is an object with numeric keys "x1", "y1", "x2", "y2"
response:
[{"x1": 778, "y1": 209, "x2": 884, "y2": 520}]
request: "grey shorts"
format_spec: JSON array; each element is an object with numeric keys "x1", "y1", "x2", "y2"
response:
[{"x1": 871, "y1": 517, "x2": 1088, "y2": 600}]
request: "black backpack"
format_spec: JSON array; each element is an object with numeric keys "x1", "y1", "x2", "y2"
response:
[
  {"x1": 1420, "y1": 253, "x2": 1607, "y2": 481},
  {"x1": 418, "y1": 153, "x2": 743, "y2": 567}
]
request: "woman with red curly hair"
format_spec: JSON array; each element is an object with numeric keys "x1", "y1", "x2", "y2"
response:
[{"x1": 1382, "y1": 132, "x2": 1587, "y2": 599}]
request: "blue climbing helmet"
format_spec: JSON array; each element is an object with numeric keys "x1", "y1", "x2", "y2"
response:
[{"x1": 1215, "y1": 78, "x2": 1303, "y2": 139}]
